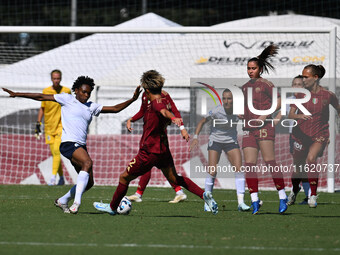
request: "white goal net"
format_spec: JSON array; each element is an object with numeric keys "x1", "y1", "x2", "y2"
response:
[{"x1": 0, "y1": 27, "x2": 338, "y2": 192}]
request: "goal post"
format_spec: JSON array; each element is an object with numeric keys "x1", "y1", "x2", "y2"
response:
[
  {"x1": 0, "y1": 26, "x2": 337, "y2": 192},
  {"x1": 328, "y1": 26, "x2": 337, "y2": 193}
]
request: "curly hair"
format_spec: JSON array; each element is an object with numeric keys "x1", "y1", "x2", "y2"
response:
[
  {"x1": 140, "y1": 70, "x2": 164, "y2": 94},
  {"x1": 248, "y1": 45, "x2": 279, "y2": 74},
  {"x1": 72, "y1": 76, "x2": 95, "y2": 92}
]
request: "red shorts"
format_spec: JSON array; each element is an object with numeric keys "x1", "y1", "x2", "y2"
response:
[
  {"x1": 242, "y1": 125, "x2": 275, "y2": 149},
  {"x1": 292, "y1": 127, "x2": 328, "y2": 158},
  {"x1": 126, "y1": 149, "x2": 174, "y2": 177}
]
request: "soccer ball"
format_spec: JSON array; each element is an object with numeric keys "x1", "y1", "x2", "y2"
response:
[{"x1": 117, "y1": 196, "x2": 132, "y2": 215}]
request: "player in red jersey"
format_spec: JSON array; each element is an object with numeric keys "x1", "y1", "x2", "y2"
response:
[
  {"x1": 241, "y1": 45, "x2": 288, "y2": 214},
  {"x1": 286, "y1": 75, "x2": 310, "y2": 206},
  {"x1": 126, "y1": 90, "x2": 189, "y2": 203},
  {"x1": 93, "y1": 70, "x2": 218, "y2": 215},
  {"x1": 288, "y1": 65, "x2": 340, "y2": 208}
]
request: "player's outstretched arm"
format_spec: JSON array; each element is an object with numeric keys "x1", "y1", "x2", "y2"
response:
[
  {"x1": 159, "y1": 108, "x2": 182, "y2": 126},
  {"x1": 189, "y1": 117, "x2": 208, "y2": 151},
  {"x1": 126, "y1": 118, "x2": 134, "y2": 132},
  {"x1": 129, "y1": 91, "x2": 147, "y2": 122},
  {"x1": 2, "y1": 88, "x2": 56, "y2": 101},
  {"x1": 288, "y1": 105, "x2": 312, "y2": 120},
  {"x1": 181, "y1": 129, "x2": 189, "y2": 142},
  {"x1": 101, "y1": 86, "x2": 142, "y2": 113},
  {"x1": 163, "y1": 90, "x2": 188, "y2": 141}
]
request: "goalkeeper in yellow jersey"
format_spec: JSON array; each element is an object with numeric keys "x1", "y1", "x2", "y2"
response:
[{"x1": 36, "y1": 69, "x2": 71, "y2": 185}]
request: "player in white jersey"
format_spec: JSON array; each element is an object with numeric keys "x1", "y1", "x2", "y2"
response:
[
  {"x1": 3, "y1": 76, "x2": 141, "y2": 214},
  {"x1": 190, "y1": 89, "x2": 250, "y2": 211}
]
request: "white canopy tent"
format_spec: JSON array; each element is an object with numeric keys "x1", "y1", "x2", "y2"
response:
[
  {"x1": 0, "y1": 14, "x2": 337, "y2": 89},
  {"x1": 0, "y1": 13, "x2": 184, "y2": 120},
  {"x1": 0, "y1": 12, "x2": 181, "y2": 90},
  {"x1": 105, "y1": 14, "x2": 338, "y2": 87}
]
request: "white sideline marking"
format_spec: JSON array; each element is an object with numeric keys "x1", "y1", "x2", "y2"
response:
[{"x1": 0, "y1": 241, "x2": 339, "y2": 252}]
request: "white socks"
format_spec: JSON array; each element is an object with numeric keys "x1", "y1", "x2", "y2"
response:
[
  {"x1": 59, "y1": 185, "x2": 76, "y2": 204},
  {"x1": 205, "y1": 173, "x2": 216, "y2": 193},
  {"x1": 250, "y1": 190, "x2": 287, "y2": 202},
  {"x1": 74, "y1": 171, "x2": 89, "y2": 205},
  {"x1": 278, "y1": 189, "x2": 287, "y2": 200},
  {"x1": 205, "y1": 172, "x2": 246, "y2": 204},
  {"x1": 235, "y1": 172, "x2": 245, "y2": 194},
  {"x1": 235, "y1": 172, "x2": 246, "y2": 205},
  {"x1": 176, "y1": 189, "x2": 184, "y2": 195},
  {"x1": 49, "y1": 175, "x2": 56, "y2": 185},
  {"x1": 250, "y1": 192, "x2": 259, "y2": 202},
  {"x1": 237, "y1": 194, "x2": 245, "y2": 205}
]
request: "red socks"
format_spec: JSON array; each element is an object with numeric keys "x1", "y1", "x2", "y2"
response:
[
  {"x1": 176, "y1": 176, "x2": 203, "y2": 199},
  {"x1": 245, "y1": 163, "x2": 258, "y2": 193},
  {"x1": 173, "y1": 185, "x2": 182, "y2": 193},
  {"x1": 266, "y1": 160, "x2": 285, "y2": 191},
  {"x1": 245, "y1": 161, "x2": 285, "y2": 193},
  {"x1": 136, "y1": 171, "x2": 152, "y2": 195},
  {"x1": 307, "y1": 162, "x2": 318, "y2": 196},
  {"x1": 110, "y1": 182, "x2": 129, "y2": 210},
  {"x1": 136, "y1": 171, "x2": 182, "y2": 195}
]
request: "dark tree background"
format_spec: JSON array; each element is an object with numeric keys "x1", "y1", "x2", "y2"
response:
[
  {"x1": 0, "y1": 0, "x2": 338, "y2": 27},
  {"x1": 0, "y1": 0, "x2": 339, "y2": 60}
]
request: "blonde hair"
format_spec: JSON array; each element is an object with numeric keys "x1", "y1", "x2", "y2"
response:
[{"x1": 140, "y1": 70, "x2": 164, "y2": 94}]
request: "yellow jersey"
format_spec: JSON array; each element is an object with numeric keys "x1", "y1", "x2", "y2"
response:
[{"x1": 41, "y1": 86, "x2": 71, "y2": 135}]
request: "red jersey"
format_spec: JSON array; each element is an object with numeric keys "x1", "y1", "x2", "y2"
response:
[
  {"x1": 242, "y1": 78, "x2": 277, "y2": 130},
  {"x1": 131, "y1": 90, "x2": 183, "y2": 125},
  {"x1": 139, "y1": 98, "x2": 171, "y2": 154},
  {"x1": 293, "y1": 86, "x2": 338, "y2": 138}
]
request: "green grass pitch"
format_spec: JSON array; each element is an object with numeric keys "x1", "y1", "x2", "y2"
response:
[{"x1": 0, "y1": 185, "x2": 339, "y2": 255}]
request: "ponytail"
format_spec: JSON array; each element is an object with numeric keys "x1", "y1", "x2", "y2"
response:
[
  {"x1": 304, "y1": 64, "x2": 326, "y2": 79},
  {"x1": 248, "y1": 45, "x2": 279, "y2": 74}
]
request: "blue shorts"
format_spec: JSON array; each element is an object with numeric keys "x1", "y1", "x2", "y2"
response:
[
  {"x1": 60, "y1": 142, "x2": 87, "y2": 160},
  {"x1": 207, "y1": 140, "x2": 240, "y2": 154}
]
